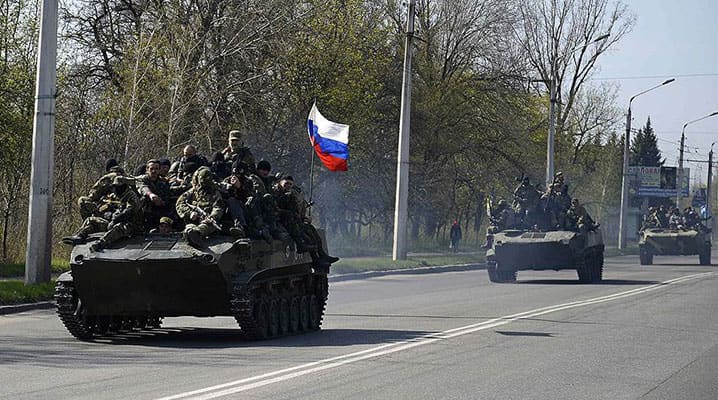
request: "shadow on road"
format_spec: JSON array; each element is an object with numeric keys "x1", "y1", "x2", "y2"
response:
[
  {"x1": 516, "y1": 279, "x2": 659, "y2": 285},
  {"x1": 79, "y1": 327, "x2": 435, "y2": 349},
  {"x1": 495, "y1": 330, "x2": 554, "y2": 338}
]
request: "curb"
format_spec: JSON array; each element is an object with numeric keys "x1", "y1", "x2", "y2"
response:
[{"x1": 0, "y1": 301, "x2": 55, "y2": 315}]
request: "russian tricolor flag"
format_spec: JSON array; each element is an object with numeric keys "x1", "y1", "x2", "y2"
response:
[{"x1": 307, "y1": 102, "x2": 349, "y2": 171}]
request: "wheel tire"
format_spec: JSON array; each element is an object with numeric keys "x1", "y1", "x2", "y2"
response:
[
  {"x1": 487, "y1": 261, "x2": 516, "y2": 283},
  {"x1": 252, "y1": 300, "x2": 270, "y2": 340},
  {"x1": 55, "y1": 280, "x2": 95, "y2": 341},
  {"x1": 578, "y1": 249, "x2": 603, "y2": 283},
  {"x1": 308, "y1": 295, "x2": 320, "y2": 331},
  {"x1": 268, "y1": 299, "x2": 280, "y2": 337},
  {"x1": 699, "y1": 245, "x2": 711, "y2": 265},
  {"x1": 289, "y1": 297, "x2": 300, "y2": 333},
  {"x1": 639, "y1": 246, "x2": 653, "y2": 265},
  {"x1": 299, "y1": 295, "x2": 310, "y2": 331},
  {"x1": 278, "y1": 298, "x2": 290, "y2": 335}
]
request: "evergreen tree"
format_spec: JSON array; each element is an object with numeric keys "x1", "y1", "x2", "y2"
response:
[{"x1": 629, "y1": 117, "x2": 664, "y2": 166}]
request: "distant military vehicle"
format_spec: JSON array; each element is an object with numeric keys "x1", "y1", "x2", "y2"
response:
[
  {"x1": 55, "y1": 233, "x2": 330, "y2": 341},
  {"x1": 485, "y1": 229, "x2": 605, "y2": 283},
  {"x1": 638, "y1": 228, "x2": 711, "y2": 265}
]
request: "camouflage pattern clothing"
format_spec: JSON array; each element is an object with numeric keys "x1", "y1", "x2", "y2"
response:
[
  {"x1": 176, "y1": 167, "x2": 226, "y2": 243},
  {"x1": 90, "y1": 176, "x2": 143, "y2": 251},
  {"x1": 77, "y1": 168, "x2": 125, "y2": 219}
]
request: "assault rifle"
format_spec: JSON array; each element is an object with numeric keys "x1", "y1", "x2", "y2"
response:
[{"x1": 183, "y1": 201, "x2": 222, "y2": 231}]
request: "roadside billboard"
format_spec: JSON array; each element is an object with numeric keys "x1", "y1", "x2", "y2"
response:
[{"x1": 628, "y1": 166, "x2": 689, "y2": 197}]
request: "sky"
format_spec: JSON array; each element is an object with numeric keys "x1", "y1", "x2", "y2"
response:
[{"x1": 594, "y1": 0, "x2": 718, "y2": 188}]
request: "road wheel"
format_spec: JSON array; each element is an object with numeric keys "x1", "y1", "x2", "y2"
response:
[
  {"x1": 268, "y1": 299, "x2": 280, "y2": 338},
  {"x1": 308, "y1": 295, "x2": 320, "y2": 331},
  {"x1": 639, "y1": 246, "x2": 653, "y2": 265},
  {"x1": 578, "y1": 249, "x2": 603, "y2": 283},
  {"x1": 487, "y1": 261, "x2": 516, "y2": 283},
  {"x1": 278, "y1": 298, "x2": 290, "y2": 335},
  {"x1": 699, "y1": 244, "x2": 711, "y2": 265},
  {"x1": 299, "y1": 296, "x2": 310, "y2": 331},
  {"x1": 289, "y1": 297, "x2": 300, "y2": 333},
  {"x1": 252, "y1": 300, "x2": 270, "y2": 340}
]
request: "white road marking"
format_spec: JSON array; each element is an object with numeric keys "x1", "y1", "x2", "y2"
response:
[{"x1": 156, "y1": 272, "x2": 714, "y2": 400}]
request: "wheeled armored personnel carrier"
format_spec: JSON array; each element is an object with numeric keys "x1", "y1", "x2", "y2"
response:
[
  {"x1": 55, "y1": 233, "x2": 330, "y2": 341},
  {"x1": 638, "y1": 228, "x2": 711, "y2": 265},
  {"x1": 485, "y1": 228, "x2": 605, "y2": 283}
]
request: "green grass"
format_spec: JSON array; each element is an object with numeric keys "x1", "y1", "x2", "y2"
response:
[
  {"x1": 331, "y1": 253, "x2": 484, "y2": 275},
  {"x1": 0, "y1": 280, "x2": 56, "y2": 305},
  {"x1": 0, "y1": 259, "x2": 70, "y2": 278}
]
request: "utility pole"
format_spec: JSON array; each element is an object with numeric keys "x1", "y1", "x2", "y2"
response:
[
  {"x1": 677, "y1": 112, "x2": 718, "y2": 207},
  {"x1": 25, "y1": 0, "x2": 58, "y2": 284},
  {"x1": 392, "y1": 0, "x2": 415, "y2": 261},
  {"x1": 544, "y1": 34, "x2": 609, "y2": 188},
  {"x1": 617, "y1": 79, "x2": 675, "y2": 249}
]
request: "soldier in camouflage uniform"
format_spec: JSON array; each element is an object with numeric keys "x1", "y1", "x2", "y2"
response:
[
  {"x1": 218, "y1": 160, "x2": 274, "y2": 241},
  {"x1": 482, "y1": 199, "x2": 515, "y2": 249},
  {"x1": 168, "y1": 145, "x2": 209, "y2": 191},
  {"x1": 512, "y1": 176, "x2": 540, "y2": 228},
  {"x1": 77, "y1": 160, "x2": 126, "y2": 220},
  {"x1": 566, "y1": 198, "x2": 595, "y2": 234},
  {"x1": 221, "y1": 130, "x2": 256, "y2": 175},
  {"x1": 176, "y1": 167, "x2": 226, "y2": 247},
  {"x1": 272, "y1": 176, "x2": 338, "y2": 268},
  {"x1": 89, "y1": 176, "x2": 143, "y2": 251},
  {"x1": 139, "y1": 159, "x2": 180, "y2": 230},
  {"x1": 62, "y1": 192, "x2": 123, "y2": 245}
]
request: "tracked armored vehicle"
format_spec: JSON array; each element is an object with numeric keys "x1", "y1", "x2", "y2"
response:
[
  {"x1": 485, "y1": 228, "x2": 605, "y2": 283},
  {"x1": 638, "y1": 228, "x2": 711, "y2": 265},
  {"x1": 55, "y1": 233, "x2": 330, "y2": 341}
]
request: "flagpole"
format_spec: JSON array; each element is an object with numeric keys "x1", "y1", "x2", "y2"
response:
[{"x1": 308, "y1": 97, "x2": 317, "y2": 215}]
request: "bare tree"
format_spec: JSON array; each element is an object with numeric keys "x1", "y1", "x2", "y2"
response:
[{"x1": 519, "y1": 0, "x2": 634, "y2": 132}]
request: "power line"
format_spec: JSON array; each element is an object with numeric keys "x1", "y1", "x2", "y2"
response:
[{"x1": 591, "y1": 72, "x2": 718, "y2": 81}]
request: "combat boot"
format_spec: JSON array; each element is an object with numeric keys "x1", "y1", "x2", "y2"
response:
[
  {"x1": 317, "y1": 246, "x2": 339, "y2": 264},
  {"x1": 310, "y1": 251, "x2": 331, "y2": 269},
  {"x1": 89, "y1": 239, "x2": 106, "y2": 252},
  {"x1": 184, "y1": 228, "x2": 204, "y2": 248},
  {"x1": 229, "y1": 224, "x2": 246, "y2": 238},
  {"x1": 62, "y1": 233, "x2": 87, "y2": 245}
]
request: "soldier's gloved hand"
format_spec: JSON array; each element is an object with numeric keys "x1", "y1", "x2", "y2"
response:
[{"x1": 149, "y1": 193, "x2": 164, "y2": 206}]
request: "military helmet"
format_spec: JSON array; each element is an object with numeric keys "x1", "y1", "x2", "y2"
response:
[
  {"x1": 228, "y1": 130, "x2": 243, "y2": 140},
  {"x1": 191, "y1": 166, "x2": 215, "y2": 189},
  {"x1": 159, "y1": 217, "x2": 173, "y2": 225}
]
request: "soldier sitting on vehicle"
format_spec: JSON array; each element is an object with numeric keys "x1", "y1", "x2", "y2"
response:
[
  {"x1": 176, "y1": 167, "x2": 226, "y2": 247},
  {"x1": 221, "y1": 130, "x2": 256, "y2": 176},
  {"x1": 149, "y1": 217, "x2": 174, "y2": 234},
  {"x1": 641, "y1": 207, "x2": 660, "y2": 230},
  {"x1": 62, "y1": 192, "x2": 123, "y2": 245},
  {"x1": 77, "y1": 159, "x2": 126, "y2": 220},
  {"x1": 512, "y1": 176, "x2": 540, "y2": 228},
  {"x1": 139, "y1": 159, "x2": 181, "y2": 231},
  {"x1": 272, "y1": 175, "x2": 338, "y2": 268},
  {"x1": 89, "y1": 176, "x2": 143, "y2": 252},
  {"x1": 668, "y1": 208, "x2": 683, "y2": 230},
  {"x1": 169, "y1": 145, "x2": 208, "y2": 191},
  {"x1": 482, "y1": 199, "x2": 514, "y2": 249},
  {"x1": 566, "y1": 198, "x2": 596, "y2": 234}
]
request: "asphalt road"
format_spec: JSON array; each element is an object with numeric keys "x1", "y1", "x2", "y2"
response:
[{"x1": 1, "y1": 254, "x2": 717, "y2": 400}]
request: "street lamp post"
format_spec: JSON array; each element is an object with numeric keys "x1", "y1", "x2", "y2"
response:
[
  {"x1": 676, "y1": 111, "x2": 718, "y2": 206},
  {"x1": 709, "y1": 141, "x2": 716, "y2": 240},
  {"x1": 545, "y1": 34, "x2": 609, "y2": 187},
  {"x1": 617, "y1": 78, "x2": 675, "y2": 249}
]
